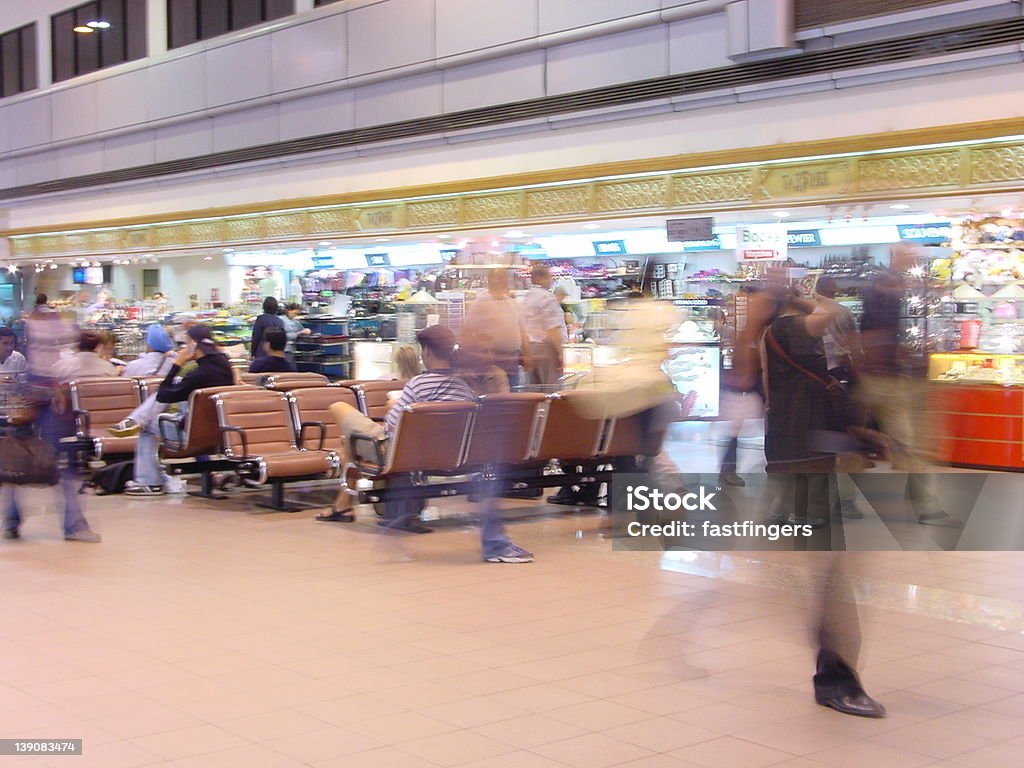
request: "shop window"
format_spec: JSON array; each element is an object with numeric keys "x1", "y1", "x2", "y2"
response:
[
  {"x1": 795, "y1": 0, "x2": 961, "y2": 29},
  {"x1": 0, "y1": 24, "x2": 38, "y2": 98},
  {"x1": 51, "y1": 0, "x2": 146, "y2": 84},
  {"x1": 167, "y1": 0, "x2": 295, "y2": 49},
  {"x1": 142, "y1": 269, "x2": 160, "y2": 298}
]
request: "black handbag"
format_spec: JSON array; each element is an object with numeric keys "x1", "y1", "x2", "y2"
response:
[{"x1": 0, "y1": 433, "x2": 60, "y2": 486}]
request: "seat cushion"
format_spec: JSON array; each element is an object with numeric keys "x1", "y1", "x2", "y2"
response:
[
  {"x1": 261, "y1": 450, "x2": 336, "y2": 479},
  {"x1": 95, "y1": 435, "x2": 138, "y2": 458}
]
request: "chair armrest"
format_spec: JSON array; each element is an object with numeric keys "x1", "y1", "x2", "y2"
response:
[
  {"x1": 157, "y1": 413, "x2": 186, "y2": 451},
  {"x1": 219, "y1": 425, "x2": 249, "y2": 458},
  {"x1": 299, "y1": 420, "x2": 326, "y2": 451},
  {"x1": 350, "y1": 431, "x2": 386, "y2": 467},
  {"x1": 73, "y1": 409, "x2": 90, "y2": 438}
]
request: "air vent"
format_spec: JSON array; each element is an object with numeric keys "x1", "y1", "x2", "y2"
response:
[
  {"x1": 2, "y1": 15, "x2": 1023, "y2": 201},
  {"x1": 795, "y1": 0, "x2": 962, "y2": 30}
]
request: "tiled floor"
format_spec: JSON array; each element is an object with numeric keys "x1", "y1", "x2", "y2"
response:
[{"x1": 2, "y1": 427, "x2": 1023, "y2": 768}]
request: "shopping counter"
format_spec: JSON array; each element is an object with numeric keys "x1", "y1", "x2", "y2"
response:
[{"x1": 928, "y1": 353, "x2": 1024, "y2": 471}]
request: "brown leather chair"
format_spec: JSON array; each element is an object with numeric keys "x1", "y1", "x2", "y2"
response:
[
  {"x1": 288, "y1": 386, "x2": 358, "y2": 451},
  {"x1": 533, "y1": 392, "x2": 607, "y2": 464},
  {"x1": 213, "y1": 389, "x2": 340, "y2": 510},
  {"x1": 350, "y1": 401, "x2": 476, "y2": 480},
  {"x1": 265, "y1": 373, "x2": 330, "y2": 391},
  {"x1": 350, "y1": 380, "x2": 406, "y2": 421},
  {"x1": 133, "y1": 377, "x2": 166, "y2": 402},
  {"x1": 462, "y1": 393, "x2": 545, "y2": 470},
  {"x1": 238, "y1": 372, "x2": 265, "y2": 386},
  {"x1": 158, "y1": 384, "x2": 259, "y2": 497},
  {"x1": 70, "y1": 377, "x2": 142, "y2": 460},
  {"x1": 602, "y1": 408, "x2": 667, "y2": 466}
]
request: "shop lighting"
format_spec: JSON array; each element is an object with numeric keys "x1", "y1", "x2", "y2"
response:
[
  {"x1": 86, "y1": 21, "x2": 111, "y2": 29},
  {"x1": 491, "y1": 241, "x2": 501, "y2": 247},
  {"x1": 582, "y1": 223, "x2": 601, "y2": 230},
  {"x1": 222, "y1": 248, "x2": 234, "y2": 253},
  {"x1": 318, "y1": 241, "x2": 333, "y2": 246},
  {"x1": 1001, "y1": 208, "x2": 1015, "y2": 218},
  {"x1": 203, "y1": 256, "x2": 213, "y2": 261},
  {"x1": 773, "y1": 211, "x2": 790, "y2": 218},
  {"x1": 890, "y1": 204, "x2": 911, "y2": 210},
  {"x1": 72, "y1": 25, "x2": 94, "y2": 33},
  {"x1": 436, "y1": 234, "x2": 451, "y2": 239},
  {"x1": 376, "y1": 238, "x2": 390, "y2": 242},
  {"x1": 504, "y1": 230, "x2": 527, "y2": 238}
]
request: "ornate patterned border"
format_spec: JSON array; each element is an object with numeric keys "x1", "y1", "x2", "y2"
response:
[{"x1": 11, "y1": 135, "x2": 1024, "y2": 259}]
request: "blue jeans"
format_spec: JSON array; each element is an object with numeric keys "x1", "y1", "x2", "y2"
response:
[
  {"x1": 3, "y1": 403, "x2": 92, "y2": 536},
  {"x1": 475, "y1": 472, "x2": 514, "y2": 559},
  {"x1": 133, "y1": 402, "x2": 188, "y2": 487}
]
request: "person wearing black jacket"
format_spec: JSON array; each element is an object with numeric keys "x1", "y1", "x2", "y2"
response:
[
  {"x1": 126, "y1": 325, "x2": 234, "y2": 496},
  {"x1": 250, "y1": 297, "x2": 285, "y2": 361}
]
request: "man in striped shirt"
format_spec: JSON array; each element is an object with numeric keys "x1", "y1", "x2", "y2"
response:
[{"x1": 328, "y1": 326, "x2": 533, "y2": 562}]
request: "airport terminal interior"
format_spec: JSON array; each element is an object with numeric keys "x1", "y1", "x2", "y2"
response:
[{"x1": 2, "y1": 1, "x2": 1024, "y2": 767}]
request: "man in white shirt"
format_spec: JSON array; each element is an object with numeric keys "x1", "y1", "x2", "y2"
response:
[
  {"x1": 522, "y1": 264, "x2": 567, "y2": 387},
  {"x1": 0, "y1": 328, "x2": 27, "y2": 374},
  {"x1": 464, "y1": 269, "x2": 529, "y2": 386}
]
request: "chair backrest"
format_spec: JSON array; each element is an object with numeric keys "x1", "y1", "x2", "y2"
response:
[
  {"x1": 239, "y1": 372, "x2": 265, "y2": 386},
  {"x1": 463, "y1": 393, "x2": 545, "y2": 468},
  {"x1": 166, "y1": 385, "x2": 257, "y2": 458},
  {"x1": 602, "y1": 408, "x2": 666, "y2": 459},
  {"x1": 133, "y1": 377, "x2": 165, "y2": 401},
  {"x1": 265, "y1": 372, "x2": 330, "y2": 391},
  {"x1": 533, "y1": 391, "x2": 607, "y2": 463},
  {"x1": 352, "y1": 380, "x2": 406, "y2": 420},
  {"x1": 69, "y1": 377, "x2": 141, "y2": 434},
  {"x1": 382, "y1": 401, "x2": 476, "y2": 475},
  {"x1": 214, "y1": 389, "x2": 297, "y2": 458},
  {"x1": 289, "y1": 386, "x2": 358, "y2": 448}
]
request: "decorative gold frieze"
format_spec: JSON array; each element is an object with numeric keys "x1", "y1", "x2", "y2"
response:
[
  {"x1": 407, "y1": 200, "x2": 460, "y2": 228},
  {"x1": 309, "y1": 208, "x2": 359, "y2": 234},
  {"x1": 123, "y1": 229, "x2": 152, "y2": 250},
  {"x1": 463, "y1": 194, "x2": 521, "y2": 223},
  {"x1": 153, "y1": 224, "x2": 192, "y2": 247},
  {"x1": 38, "y1": 236, "x2": 64, "y2": 254},
  {"x1": 969, "y1": 145, "x2": 1024, "y2": 185},
  {"x1": 224, "y1": 217, "x2": 263, "y2": 242},
  {"x1": 525, "y1": 187, "x2": 591, "y2": 218},
  {"x1": 264, "y1": 213, "x2": 307, "y2": 238},
  {"x1": 356, "y1": 206, "x2": 402, "y2": 231},
  {"x1": 758, "y1": 161, "x2": 851, "y2": 200},
  {"x1": 859, "y1": 151, "x2": 960, "y2": 192},
  {"x1": 63, "y1": 233, "x2": 90, "y2": 253},
  {"x1": 674, "y1": 171, "x2": 754, "y2": 206},
  {"x1": 594, "y1": 179, "x2": 667, "y2": 212},
  {"x1": 190, "y1": 221, "x2": 224, "y2": 244}
]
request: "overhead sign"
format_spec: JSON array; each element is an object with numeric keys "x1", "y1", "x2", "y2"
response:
[
  {"x1": 592, "y1": 240, "x2": 627, "y2": 256},
  {"x1": 897, "y1": 224, "x2": 953, "y2": 243},
  {"x1": 736, "y1": 225, "x2": 788, "y2": 261},
  {"x1": 311, "y1": 255, "x2": 335, "y2": 269},
  {"x1": 787, "y1": 230, "x2": 822, "y2": 247},
  {"x1": 365, "y1": 253, "x2": 391, "y2": 267},
  {"x1": 440, "y1": 249, "x2": 459, "y2": 262},
  {"x1": 667, "y1": 217, "x2": 714, "y2": 242}
]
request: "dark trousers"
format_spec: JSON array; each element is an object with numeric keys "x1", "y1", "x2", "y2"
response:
[
  {"x1": 720, "y1": 436, "x2": 738, "y2": 474},
  {"x1": 812, "y1": 556, "x2": 864, "y2": 700}
]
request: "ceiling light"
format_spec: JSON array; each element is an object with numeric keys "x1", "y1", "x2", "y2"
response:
[
  {"x1": 318, "y1": 241, "x2": 333, "y2": 246},
  {"x1": 222, "y1": 248, "x2": 234, "y2": 253},
  {"x1": 375, "y1": 238, "x2": 390, "y2": 242},
  {"x1": 1001, "y1": 208, "x2": 1015, "y2": 218},
  {"x1": 437, "y1": 234, "x2": 451, "y2": 239},
  {"x1": 772, "y1": 211, "x2": 790, "y2": 218},
  {"x1": 491, "y1": 241, "x2": 501, "y2": 248},
  {"x1": 87, "y1": 21, "x2": 111, "y2": 29},
  {"x1": 582, "y1": 223, "x2": 600, "y2": 230},
  {"x1": 889, "y1": 203, "x2": 911, "y2": 210},
  {"x1": 504, "y1": 230, "x2": 527, "y2": 238},
  {"x1": 73, "y1": 25, "x2": 94, "y2": 34}
]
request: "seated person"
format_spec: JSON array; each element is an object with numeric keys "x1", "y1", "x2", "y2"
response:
[
  {"x1": 325, "y1": 326, "x2": 533, "y2": 563},
  {"x1": 453, "y1": 337, "x2": 509, "y2": 396},
  {"x1": 124, "y1": 326, "x2": 235, "y2": 497},
  {"x1": 53, "y1": 330, "x2": 119, "y2": 380},
  {"x1": 248, "y1": 328, "x2": 297, "y2": 374},
  {"x1": 122, "y1": 325, "x2": 175, "y2": 378}
]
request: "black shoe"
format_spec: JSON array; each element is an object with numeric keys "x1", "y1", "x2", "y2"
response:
[
  {"x1": 2, "y1": 528, "x2": 19, "y2": 540},
  {"x1": 546, "y1": 491, "x2": 578, "y2": 506},
  {"x1": 816, "y1": 691, "x2": 887, "y2": 718},
  {"x1": 378, "y1": 519, "x2": 433, "y2": 534},
  {"x1": 719, "y1": 471, "x2": 745, "y2": 487},
  {"x1": 315, "y1": 508, "x2": 355, "y2": 522}
]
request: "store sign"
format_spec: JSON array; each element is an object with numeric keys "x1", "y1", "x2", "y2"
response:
[
  {"x1": 897, "y1": 224, "x2": 953, "y2": 243},
  {"x1": 592, "y1": 240, "x2": 627, "y2": 256},
  {"x1": 667, "y1": 217, "x2": 714, "y2": 242},
  {"x1": 787, "y1": 230, "x2": 822, "y2": 247},
  {"x1": 679, "y1": 236, "x2": 724, "y2": 252},
  {"x1": 759, "y1": 160, "x2": 851, "y2": 200},
  {"x1": 673, "y1": 298, "x2": 721, "y2": 307},
  {"x1": 365, "y1": 253, "x2": 391, "y2": 267},
  {"x1": 736, "y1": 225, "x2": 788, "y2": 261},
  {"x1": 312, "y1": 255, "x2": 335, "y2": 269},
  {"x1": 440, "y1": 249, "x2": 459, "y2": 262}
]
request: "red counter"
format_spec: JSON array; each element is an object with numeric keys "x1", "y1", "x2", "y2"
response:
[{"x1": 928, "y1": 382, "x2": 1024, "y2": 470}]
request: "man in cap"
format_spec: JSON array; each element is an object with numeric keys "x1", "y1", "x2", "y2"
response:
[{"x1": 122, "y1": 324, "x2": 175, "y2": 378}]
